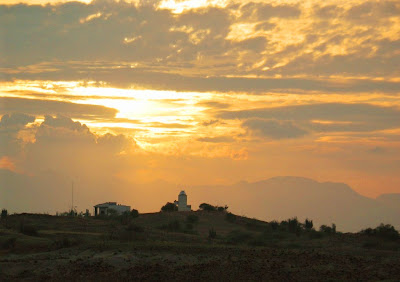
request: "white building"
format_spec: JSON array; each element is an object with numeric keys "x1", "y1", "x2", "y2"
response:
[
  {"x1": 174, "y1": 190, "x2": 191, "y2": 211},
  {"x1": 94, "y1": 202, "x2": 130, "y2": 216}
]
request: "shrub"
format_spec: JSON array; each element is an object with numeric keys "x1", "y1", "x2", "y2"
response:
[
  {"x1": 226, "y1": 230, "x2": 253, "y2": 245},
  {"x1": 161, "y1": 202, "x2": 178, "y2": 212},
  {"x1": 199, "y1": 203, "x2": 217, "y2": 212},
  {"x1": 52, "y1": 237, "x2": 78, "y2": 249},
  {"x1": 185, "y1": 222, "x2": 193, "y2": 230},
  {"x1": 225, "y1": 212, "x2": 237, "y2": 223},
  {"x1": 2, "y1": 237, "x2": 16, "y2": 250},
  {"x1": 19, "y1": 220, "x2": 38, "y2": 236},
  {"x1": 288, "y1": 217, "x2": 301, "y2": 235},
  {"x1": 245, "y1": 221, "x2": 265, "y2": 232},
  {"x1": 217, "y1": 206, "x2": 225, "y2": 212},
  {"x1": 208, "y1": 228, "x2": 217, "y2": 239},
  {"x1": 360, "y1": 224, "x2": 399, "y2": 241},
  {"x1": 186, "y1": 214, "x2": 199, "y2": 224},
  {"x1": 159, "y1": 220, "x2": 181, "y2": 232},
  {"x1": 1, "y1": 209, "x2": 7, "y2": 219},
  {"x1": 126, "y1": 223, "x2": 144, "y2": 233},
  {"x1": 308, "y1": 229, "x2": 323, "y2": 239},
  {"x1": 304, "y1": 218, "x2": 313, "y2": 230},
  {"x1": 269, "y1": 220, "x2": 279, "y2": 230},
  {"x1": 319, "y1": 224, "x2": 336, "y2": 234},
  {"x1": 130, "y1": 209, "x2": 139, "y2": 218}
]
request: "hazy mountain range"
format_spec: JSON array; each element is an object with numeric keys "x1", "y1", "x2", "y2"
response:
[
  {"x1": 1, "y1": 169, "x2": 399, "y2": 232},
  {"x1": 183, "y1": 177, "x2": 400, "y2": 232}
]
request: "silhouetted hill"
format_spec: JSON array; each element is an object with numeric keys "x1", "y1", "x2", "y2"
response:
[{"x1": 186, "y1": 176, "x2": 399, "y2": 232}]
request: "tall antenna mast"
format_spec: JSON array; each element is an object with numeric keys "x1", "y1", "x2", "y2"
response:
[{"x1": 72, "y1": 181, "x2": 74, "y2": 212}]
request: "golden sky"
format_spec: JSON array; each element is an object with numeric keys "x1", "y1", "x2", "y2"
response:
[{"x1": 1, "y1": 0, "x2": 400, "y2": 218}]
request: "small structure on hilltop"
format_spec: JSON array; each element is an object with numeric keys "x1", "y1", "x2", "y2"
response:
[
  {"x1": 174, "y1": 190, "x2": 191, "y2": 211},
  {"x1": 94, "y1": 202, "x2": 130, "y2": 216}
]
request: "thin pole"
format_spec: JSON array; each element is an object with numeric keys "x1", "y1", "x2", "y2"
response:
[{"x1": 72, "y1": 181, "x2": 74, "y2": 212}]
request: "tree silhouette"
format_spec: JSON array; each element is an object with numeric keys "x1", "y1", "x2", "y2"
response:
[
  {"x1": 305, "y1": 218, "x2": 313, "y2": 230},
  {"x1": 161, "y1": 202, "x2": 178, "y2": 212}
]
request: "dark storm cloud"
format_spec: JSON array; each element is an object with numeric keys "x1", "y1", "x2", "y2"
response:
[{"x1": 0, "y1": 97, "x2": 118, "y2": 119}]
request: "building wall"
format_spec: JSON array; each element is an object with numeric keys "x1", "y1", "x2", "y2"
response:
[{"x1": 108, "y1": 205, "x2": 130, "y2": 214}]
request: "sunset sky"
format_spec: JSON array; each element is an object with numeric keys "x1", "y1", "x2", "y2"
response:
[{"x1": 1, "y1": 0, "x2": 400, "y2": 214}]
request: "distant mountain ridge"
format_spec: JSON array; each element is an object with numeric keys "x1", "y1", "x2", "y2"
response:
[{"x1": 186, "y1": 176, "x2": 400, "y2": 232}]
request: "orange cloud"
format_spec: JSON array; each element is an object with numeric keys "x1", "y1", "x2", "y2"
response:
[{"x1": 0, "y1": 156, "x2": 17, "y2": 172}]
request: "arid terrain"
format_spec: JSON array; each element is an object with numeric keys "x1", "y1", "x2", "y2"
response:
[{"x1": 1, "y1": 211, "x2": 400, "y2": 281}]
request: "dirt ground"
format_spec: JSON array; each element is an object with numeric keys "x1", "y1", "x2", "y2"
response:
[{"x1": 1, "y1": 213, "x2": 400, "y2": 281}]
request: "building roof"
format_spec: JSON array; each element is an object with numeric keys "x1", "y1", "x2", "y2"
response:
[
  {"x1": 94, "y1": 202, "x2": 117, "y2": 207},
  {"x1": 179, "y1": 190, "x2": 186, "y2": 196}
]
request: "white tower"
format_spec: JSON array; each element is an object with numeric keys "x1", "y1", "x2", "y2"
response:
[{"x1": 177, "y1": 190, "x2": 191, "y2": 211}]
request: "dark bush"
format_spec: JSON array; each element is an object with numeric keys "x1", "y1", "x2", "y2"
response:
[
  {"x1": 126, "y1": 223, "x2": 144, "y2": 233},
  {"x1": 225, "y1": 212, "x2": 237, "y2": 223},
  {"x1": 52, "y1": 237, "x2": 78, "y2": 249},
  {"x1": 245, "y1": 221, "x2": 265, "y2": 232},
  {"x1": 279, "y1": 220, "x2": 288, "y2": 231},
  {"x1": 130, "y1": 209, "x2": 139, "y2": 218},
  {"x1": 288, "y1": 217, "x2": 301, "y2": 235},
  {"x1": 185, "y1": 222, "x2": 193, "y2": 230},
  {"x1": 161, "y1": 202, "x2": 178, "y2": 212},
  {"x1": 217, "y1": 206, "x2": 225, "y2": 212},
  {"x1": 186, "y1": 214, "x2": 199, "y2": 224},
  {"x1": 308, "y1": 229, "x2": 323, "y2": 239},
  {"x1": 199, "y1": 203, "x2": 217, "y2": 212},
  {"x1": 360, "y1": 224, "x2": 399, "y2": 241},
  {"x1": 226, "y1": 230, "x2": 253, "y2": 245},
  {"x1": 208, "y1": 228, "x2": 217, "y2": 239},
  {"x1": 304, "y1": 218, "x2": 313, "y2": 230},
  {"x1": 319, "y1": 224, "x2": 336, "y2": 234},
  {"x1": 1, "y1": 209, "x2": 7, "y2": 219},
  {"x1": 269, "y1": 220, "x2": 279, "y2": 230},
  {"x1": 2, "y1": 237, "x2": 16, "y2": 250},
  {"x1": 160, "y1": 220, "x2": 181, "y2": 232},
  {"x1": 20, "y1": 225, "x2": 38, "y2": 236}
]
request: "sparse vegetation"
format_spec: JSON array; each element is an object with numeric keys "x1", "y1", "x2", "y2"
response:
[
  {"x1": 304, "y1": 218, "x2": 313, "y2": 230},
  {"x1": 126, "y1": 222, "x2": 144, "y2": 233},
  {"x1": 320, "y1": 224, "x2": 337, "y2": 234},
  {"x1": 208, "y1": 227, "x2": 217, "y2": 239},
  {"x1": 186, "y1": 214, "x2": 199, "y2": 224},
  {"x1": 225, "y1": 230, "x2": 253, "y2": 245},
  {"x1": 225, "y1": 212, "x2": 237, "y2": 223},
  {"x1": 269, "y1": 220, "x2": 279, "y2": 230},
  {"x1": 130, "y1": 209, "x2": 139, "y2": 218},
  {"x1": 199, "y1": 203, "x2": 228, "y2": 212},
  {"x1": 0, "y1": 212, "x2": 399, "y2": 281},
  {"x1": 199, "y1": 203, "x2": 217, "y2": 211},
  {"x1": 2, "y1": 237, "x2": 16, "y2": 250},
  {"x1": 287, "y1": 217, "x2": 301, "y2": 235},
  {"x1": 361, "y1": 224, "x2": 400, "y2": 241},
  {"x1": 1, "y1": 208, "x2": 8, "y2": 219},
  {"x1": 161, "y1": 202, "x2": 178, "y2": 212},
  {"x1": 159, "y1": 219, "x2": 181, "y2": 232}
]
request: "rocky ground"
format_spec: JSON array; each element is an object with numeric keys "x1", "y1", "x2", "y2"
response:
[{"x1": 1, "y1": 244, "x2": 400, "y2": 281}]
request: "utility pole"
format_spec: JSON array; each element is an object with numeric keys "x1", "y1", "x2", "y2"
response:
[{"x1": 72, "y1": 181, "x2": 74, "y2": 214}]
